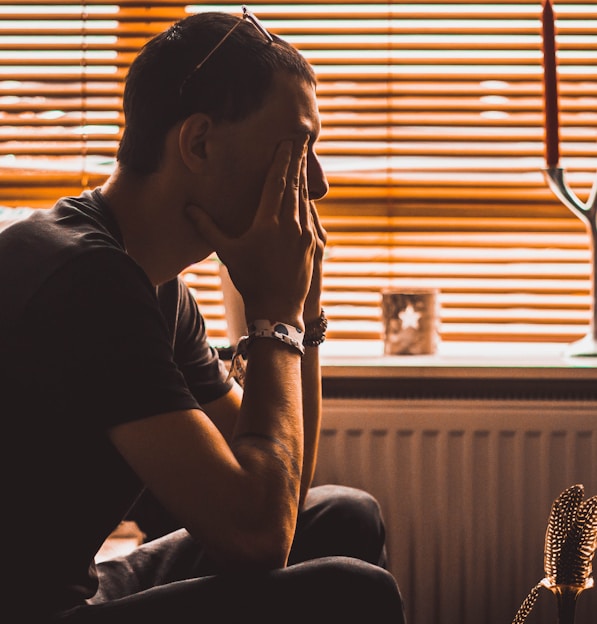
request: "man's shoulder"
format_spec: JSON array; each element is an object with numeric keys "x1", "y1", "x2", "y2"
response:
[
  {"x1": 0, "y1": 190, "x2": 122, "y2": 255},
  {"x1": 0, "y1": 190, "x2": 131, "y2": 323}
]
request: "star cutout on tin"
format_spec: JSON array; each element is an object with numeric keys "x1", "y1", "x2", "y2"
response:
[{"x1": 399, "y1": 304, "x2": 421, "y2": 330}]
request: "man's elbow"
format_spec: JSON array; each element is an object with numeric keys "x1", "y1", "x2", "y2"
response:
[{"x1": 212, "y1": 522, "x2": 295, "y2": 572}]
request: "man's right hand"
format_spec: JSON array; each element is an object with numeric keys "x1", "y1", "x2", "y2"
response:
[{"x1": 186, "y1": 138, "x2": 316, "y2": 329}]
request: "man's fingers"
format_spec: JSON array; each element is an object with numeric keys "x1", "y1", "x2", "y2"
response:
[
  {"x1": 311, "y1": 202, "x2": 327, "y2": 246},
  {"x1": 254, "y1": 139, "x2": 293, "y2": 221},
  {"x1": 260, "y1": 136, "x2": 308, "y2": 226},
  {"x1": 298, "y1": 152, "x2": 311, "y2": 233},
  {"x1": 283, "y1": 137, "x2": 309, "y2": 226}
]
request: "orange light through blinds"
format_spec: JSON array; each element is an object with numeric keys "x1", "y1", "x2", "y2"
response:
[
  {"x1": 0, "y1": 2, "x2": 187, "y2": 203},
  {"x1": 1, "y1": 2, "x2": 596, "y2": 344}
]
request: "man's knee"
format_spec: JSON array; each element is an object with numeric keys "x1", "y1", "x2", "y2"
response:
[
  {"x1": 292, "y1": 485, "x2": 387, "y2": 566},
  {"x1": 318, "y1": 484, "x2": 383, "y2": 521},
  {"x1": 295, "y1": 556, "x2": 406, "y2": 624},
  {"x1": 305, "y1": 484, "x2": 384, "y2": 526}
]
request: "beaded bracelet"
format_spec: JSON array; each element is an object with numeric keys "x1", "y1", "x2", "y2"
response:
[{"x1": 304, "y1": 309, "x2": 328, "y2": 347}]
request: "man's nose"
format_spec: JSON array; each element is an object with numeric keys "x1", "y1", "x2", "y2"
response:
[{"x1": 307, "y1": 152, "x2": 329, "y2": 201}]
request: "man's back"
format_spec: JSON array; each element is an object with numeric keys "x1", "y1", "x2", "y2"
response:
[{"x1": 1, "y1": 193, "x2": 228, "y2": 616}]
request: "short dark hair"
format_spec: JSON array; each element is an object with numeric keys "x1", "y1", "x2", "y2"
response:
[{"x1": 117, "y1": 11, "x2": 316, "y2": 174}]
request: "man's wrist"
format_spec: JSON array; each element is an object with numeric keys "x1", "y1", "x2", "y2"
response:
[
  {"x1": 245, "y1": 319, "x2": 305, "y2": 356},
  {"x1": 227, "y1": 318, "x2": 306, "y2": 386},
  {"x1": 243, "y1": 307, "x2": 304, "y2": 333}
]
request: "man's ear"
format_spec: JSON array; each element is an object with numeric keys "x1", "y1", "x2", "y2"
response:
[{"x1": 178, "y1": 112, "x2": 212, "y2": 172}]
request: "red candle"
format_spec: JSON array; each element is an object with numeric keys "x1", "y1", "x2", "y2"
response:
[{"x1": 541, "y1": 0, "x2": 560, "y2": 167}]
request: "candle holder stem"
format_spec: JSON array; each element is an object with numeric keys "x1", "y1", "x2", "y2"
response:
[
  {"x1": 544, "y1": 167, "x2": 597, "y2": 356},
  {"x1": 554, "y1": 586, "x2": 582, "y2": 624}
]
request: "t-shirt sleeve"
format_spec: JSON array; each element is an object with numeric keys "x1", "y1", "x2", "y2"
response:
[
  {"x1": 37, "y1": 249, "x2": 201, "y2": 428},
  {"x1": 157, "y1": 277, "x2": 233, "y2": 406}
]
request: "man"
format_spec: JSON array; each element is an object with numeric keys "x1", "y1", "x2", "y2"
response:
[{"x1": 0, "y1": 9, "x2": 406, "y2": 623}]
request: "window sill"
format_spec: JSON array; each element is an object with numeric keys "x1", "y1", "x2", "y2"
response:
[{"x1": 319, "y1": 340, "x2": 597, "y2": 400}]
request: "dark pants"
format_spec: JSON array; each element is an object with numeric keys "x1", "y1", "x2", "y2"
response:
[{"x1": 53, "y1": 485, "x2": 406, "y2": 623}]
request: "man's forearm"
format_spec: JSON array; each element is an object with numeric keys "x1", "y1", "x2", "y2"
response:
[
  {"x1": 299, "y1": 344, "x2": 322, "y2": 507},
  {"x1": 232, "y1": 338, "x2": 305, "y2": 537}
]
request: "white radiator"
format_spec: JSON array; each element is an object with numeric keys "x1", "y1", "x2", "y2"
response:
[{"x1": 314, "y1": 398, "x2": 597, "y2": 624}]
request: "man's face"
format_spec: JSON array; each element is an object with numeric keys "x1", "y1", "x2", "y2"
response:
[{"x1": 202, "y1": 71, "x2": 328, "y2": 237}]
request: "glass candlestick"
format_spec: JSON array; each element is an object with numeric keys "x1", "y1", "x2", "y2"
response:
[{"x1": 544, "y1": 166, "x2": 597, "y2": 356}]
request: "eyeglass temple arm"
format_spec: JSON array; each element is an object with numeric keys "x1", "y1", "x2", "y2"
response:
[{"x1": 242, "y1": 5, "x2": 274, "y2": 43}]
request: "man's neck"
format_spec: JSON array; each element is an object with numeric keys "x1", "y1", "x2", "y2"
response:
[{"x1": 100, "y1": 168, "x2": 202, "y2": 286}]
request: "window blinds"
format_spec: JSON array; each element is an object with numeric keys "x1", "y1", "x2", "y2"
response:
[
  {"x1": 1, "y1": 1, "x2": 596, "y2": 344},
  {"x1": 0, "y1": 1, "x2": 187, "y2": 204}
]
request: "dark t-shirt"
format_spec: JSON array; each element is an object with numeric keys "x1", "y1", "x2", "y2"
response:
[{"x1": 0, "y1": 189, "x2": 232, "y2": 615}]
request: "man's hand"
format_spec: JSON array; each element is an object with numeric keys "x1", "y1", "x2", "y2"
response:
[
  {"x1": 187, "y1": 138, "x2": 315, "y2": 329},
  {"x1": 303, "y1": 202, "x2": 327, "y2": 324}
]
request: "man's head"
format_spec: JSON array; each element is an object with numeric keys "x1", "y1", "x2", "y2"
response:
[{"x1": 117, "y1": 10, "x2": 317, "y2": 175}]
